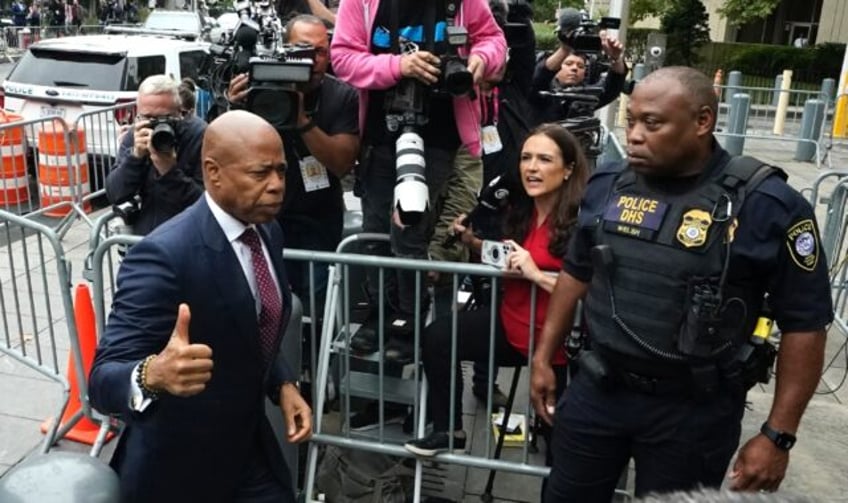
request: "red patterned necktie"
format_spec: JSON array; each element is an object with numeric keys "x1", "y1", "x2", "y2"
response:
[{"x1": 239, "y1": 228, "x2": 282, "y2": 364}]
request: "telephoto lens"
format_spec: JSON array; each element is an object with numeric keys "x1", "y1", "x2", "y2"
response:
[
  {"x1": 393, "y1": 130, "x2": 429, "y2": 226},
  {"x1": 150, "y1": 121, "x2": 177, "y2": 152}
]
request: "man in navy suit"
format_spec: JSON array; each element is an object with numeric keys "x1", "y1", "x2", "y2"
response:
[{"x1": 89, "y1": 110, "x2": 312, "y2": 503}]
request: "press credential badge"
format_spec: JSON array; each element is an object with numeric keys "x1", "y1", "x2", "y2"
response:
[{"x1": 300, "y1": 156, "x2": 330, "y2": 192}]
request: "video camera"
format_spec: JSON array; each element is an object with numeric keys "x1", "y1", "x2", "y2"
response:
[
  {"x1": 246, "y1": 44, "x2": 314, "y2": 130},
  {"x1": 201, "y1": 0, "x2": 315, "y2": 129},
  {"x1": 556, "y1": 8, "x2": 620, "y2": 56},
  {"x1": 539, "y1": 85, "x2": 605, "y2": 160}
]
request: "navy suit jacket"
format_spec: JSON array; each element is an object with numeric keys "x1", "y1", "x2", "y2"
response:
[{"x1": 89, "y1": 196, "x2": 296, "y2": 503}]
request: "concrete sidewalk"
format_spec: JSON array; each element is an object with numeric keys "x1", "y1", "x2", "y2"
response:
[{"x1": 1, "y1": 138, "x2": 847, "y2": 502}]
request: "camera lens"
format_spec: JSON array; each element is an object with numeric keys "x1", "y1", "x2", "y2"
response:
[
  {"x1": 248, "y1": 88, "x2": 297, "y2": 129},
  {"x1": 150, "y1": 122, "x2": 176, "y2": 152},
  {"x1": 443, "y1": 59, "x2": 473, "y2": 96}
]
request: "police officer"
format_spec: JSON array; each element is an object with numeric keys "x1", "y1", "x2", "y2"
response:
[{"x1": 531, "y1": 67, "x2": 832, "y2": 500}]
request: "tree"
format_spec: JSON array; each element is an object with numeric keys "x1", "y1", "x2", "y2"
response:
[
  {"x1": 532, "y1": 0, "x2": 585, "y2": 23},
  {"x1": 718, "y1": 0, "x2": 780, "y2": 27},
  {"x1": 660, "y1": 0, "x2": 711, "y2": 66},
  {"x1": 629, "y1": 0, "x2": 672, "y2": 24}
]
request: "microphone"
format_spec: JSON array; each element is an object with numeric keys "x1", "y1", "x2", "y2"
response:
[
  {"x1": 233, "y1": 22, "x2": 259, "y2": 51},
  {"x1": 556, "y1": 8, "x2": 582, "y2": 37},
  {"x1": 443, "y1": 175, "x2": 512, "y2": 248}
]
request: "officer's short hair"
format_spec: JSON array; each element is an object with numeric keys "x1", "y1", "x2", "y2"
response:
[
  {"x1": 637, "y1": 487, "x2": 812, "y2": 503},
  {"x1": 642, "y1": 66, "x2": 718, "y2": 123},
  {"x1": 138, "y1": 74, "x2": 181, "y2": 109}
]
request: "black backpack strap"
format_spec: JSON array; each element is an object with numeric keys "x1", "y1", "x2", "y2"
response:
[{"x1": 717, "y1": 155, "x2": 787, "y2": 222}]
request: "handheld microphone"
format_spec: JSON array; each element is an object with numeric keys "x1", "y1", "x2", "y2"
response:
[{"x1": 443, "y1": 174, "x2": 511, "y2": 248}]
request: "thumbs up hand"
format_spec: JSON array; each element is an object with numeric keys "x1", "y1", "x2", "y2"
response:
[{"x1": 145, "y1": 304, "x2": 214, "y2": 397}]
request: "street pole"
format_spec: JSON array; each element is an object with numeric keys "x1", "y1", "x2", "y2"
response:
[{"x1": 603, "y1": 0, "x2": 630, "y2": 129}]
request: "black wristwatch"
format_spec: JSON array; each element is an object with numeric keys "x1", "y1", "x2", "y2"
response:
[{"x1": 760, "y1": 422, "x2": 796, "y2": 451}]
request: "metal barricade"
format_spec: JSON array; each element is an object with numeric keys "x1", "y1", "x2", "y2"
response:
[
  {"x1": 0, "y1": 208, "x2": 104, "y2": 454},
  {"x1": 0, "y1": 116, "x2": 93, "y2": 237},
  {"x1": 72, "y1": 101, "x2": 138, "y2": 203},
  {"x1": 299, "y1": 233, "x2": 585, "y2": 502}
]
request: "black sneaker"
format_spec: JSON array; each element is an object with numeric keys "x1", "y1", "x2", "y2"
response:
[
  {"x1": 472, "y1": 384, "x2": 509, "y2": 412},
  {"x1": 404, "y1": 431, "x2": 466, "y2": 457},
  {"x1": 349, "y1": 326, "x2": 378, "y2": 354},
  {"x1": 349, "y1": 401, "x2": 408, "y2": 431},
  {"x1": 384, "y1": 334, "x2": 415, "y2": 365}
]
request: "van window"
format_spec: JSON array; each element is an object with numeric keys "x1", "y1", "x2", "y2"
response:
[
  {"x1": 179, "y1": 51, "x2": 207, "y2": 83},
  {"x1": 8, "y1": 49, "x2": 127, "y2": 90},
  {"x1": 124, "y1": 55, "x2": 166, "y2": 91}
]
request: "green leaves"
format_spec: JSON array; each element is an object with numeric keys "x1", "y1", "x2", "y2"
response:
[
  {"x1": 660, "y1": 0, "x2": 711, "y2": 66},
  {"x1": 717, "y1": 0, "x2": 781, "y2": 27}
]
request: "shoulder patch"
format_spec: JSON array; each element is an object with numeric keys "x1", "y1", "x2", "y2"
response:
[{"x1": 786, "y1": 219, "x2": 819, "y2": 272}]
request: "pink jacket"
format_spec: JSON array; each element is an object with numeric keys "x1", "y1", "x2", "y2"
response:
[{"x1": 330, "y1": 0, "x2": 507, "y2": 157}]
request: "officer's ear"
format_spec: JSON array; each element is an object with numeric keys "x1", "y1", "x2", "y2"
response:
[{"x1": 695, "y1": 104, "x2": 715, "y2": 137}]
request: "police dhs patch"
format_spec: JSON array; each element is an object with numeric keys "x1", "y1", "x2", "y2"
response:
[{"x1": 786, "y1": 219, "x2": 818, "y2": 272}]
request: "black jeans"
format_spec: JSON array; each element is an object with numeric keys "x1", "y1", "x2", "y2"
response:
[
  {"x1": 423, "y1": 306, "x2": 567, "y2": 434},
  {"x1": 359, "y1": 143, "x2": 455, "y2": 315},
  {"x1": 544, "y1": 369, "x2": 747, "y2": 502}
]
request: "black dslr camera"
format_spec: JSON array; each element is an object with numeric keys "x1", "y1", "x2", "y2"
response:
[
  {"x1": 147, "y1": 117, "x2": 180, "y2": 152},
  {"x1": 246, "y1": 43, "x2": 315, "y2": 130},
  {"x1": 557, "y1": 10, "x2": 620, "y2": 56},
  {"x1": 434, "y1": 25, "x2": 474, "y2": 97}
]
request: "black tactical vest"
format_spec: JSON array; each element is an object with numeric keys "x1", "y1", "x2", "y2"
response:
[{"x1": 584, "y1": 156, "x2": 784, "y2": 368}]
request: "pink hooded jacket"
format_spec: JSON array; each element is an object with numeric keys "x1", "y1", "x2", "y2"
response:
[{"x1": 330, "y1": 0, "x2": 507, "y2": 157}]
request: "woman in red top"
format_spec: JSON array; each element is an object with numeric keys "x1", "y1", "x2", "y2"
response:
[{"x1": 405, "y1": 123, "x2": 589, "y2": 456}]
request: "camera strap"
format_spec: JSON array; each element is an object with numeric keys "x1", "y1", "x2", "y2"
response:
[{"x1": 389, "y1": 0, "x2": 400, "y2": 54}]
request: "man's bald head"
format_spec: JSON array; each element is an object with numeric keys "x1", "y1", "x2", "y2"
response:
[
  {"x1": 202, "y1": 111, "x2": 286, "y2": 224},
  {"x1": 640, "y1": 67, "x2": 718, "y2": 128},
  {"x1": 202, "y1": 110, "x2": 281, "y2": 170}
]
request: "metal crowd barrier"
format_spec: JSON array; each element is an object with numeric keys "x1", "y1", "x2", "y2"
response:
[
  {"x1": 0, "y1": 115, "x2": 94, "y2": 238},
  {"x1": 298, "y1": 233, "x2": 581, "y2": 502},
  {"x1": 0, "y1": 208, "x2": 107, "y2": 454},
  {"x1": 72, "y1": 101, "x2": 137, "y2": 203},
  {"x1": 0, "y1": 24, "x2": 110, "y2": 55}
]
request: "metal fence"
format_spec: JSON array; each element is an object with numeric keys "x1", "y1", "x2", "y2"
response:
[
  {"x1": 0, "y1": 104, "x2": 135, "y2": 237},
  {"x1": 0, "y1": 24, "x2": 111, "y2": 58},
  {"x1": 0, "y1": 208, "x2": 109, "y2": 455},
  {"x1": 298, "y1": 233, "x2": 585, "y2": 502}
]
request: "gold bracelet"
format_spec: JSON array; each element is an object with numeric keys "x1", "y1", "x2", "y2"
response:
[{"x1": 137, "y1": 354, "x2": 159, "y2": 399}]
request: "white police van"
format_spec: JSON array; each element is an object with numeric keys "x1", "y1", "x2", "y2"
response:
[{"x1": 1, "y1": 34, "x2": 208, "y2": 174}]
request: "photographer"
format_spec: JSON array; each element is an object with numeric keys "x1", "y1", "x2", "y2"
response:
[
  {"x1": 404, "y1": 123, "x2": 588, "y2": 456},
  {"x1": 228, "y1": 14, "x2": 359, "y2": 304},
  {"x1": 530, "y1": 8, "x2": 627, "y2": 124},
  {"x1": 331, "y1": 0, "x2": 506, "y2": 360},
  {"x1": 106, "y1": 75, "x2": 206, "y2": 236}
]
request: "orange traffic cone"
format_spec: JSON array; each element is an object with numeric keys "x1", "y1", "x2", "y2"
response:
[
  {"x1": 713, "y1": 69, "x2": 723, "y2": 97},
  {"x1": 41, "y1": 283, "x2": 114, "y2": 445}
]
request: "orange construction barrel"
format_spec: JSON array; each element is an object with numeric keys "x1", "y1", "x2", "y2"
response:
[
  {"x1": 37, "y1": 129, "x2": 91, "y2": 217},
  {"x1": 0, "y1": 112, "x2": 29, "y2": 207}
]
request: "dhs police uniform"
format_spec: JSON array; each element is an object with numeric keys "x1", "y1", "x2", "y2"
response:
[{"x1": 545, "y1": 143, "x2": 833, "y2": 500}]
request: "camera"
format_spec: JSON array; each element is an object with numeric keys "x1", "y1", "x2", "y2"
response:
[
  {"x1": 435, "y1": 25, "x2": 474, "y2": 97},
  {"x1": 147, "y1": 117, "x2": 180, "y2": 152},
  {"x1": 246, "y1": 43, "x2": 315, "y2": 129},
  {"x1": 556, "y1": 9, "x2": 620, "y2": 56},
  {"x1": 481, "y1": 240, "x2": 513, "y2": 268},
  {"x1": 539, "y1": 86, "x2": 605, "y2": 160}
]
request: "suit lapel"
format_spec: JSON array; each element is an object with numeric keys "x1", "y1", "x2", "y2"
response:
[{"x1": 198, "y1": 198, "x2": 264, "y2": 363}]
